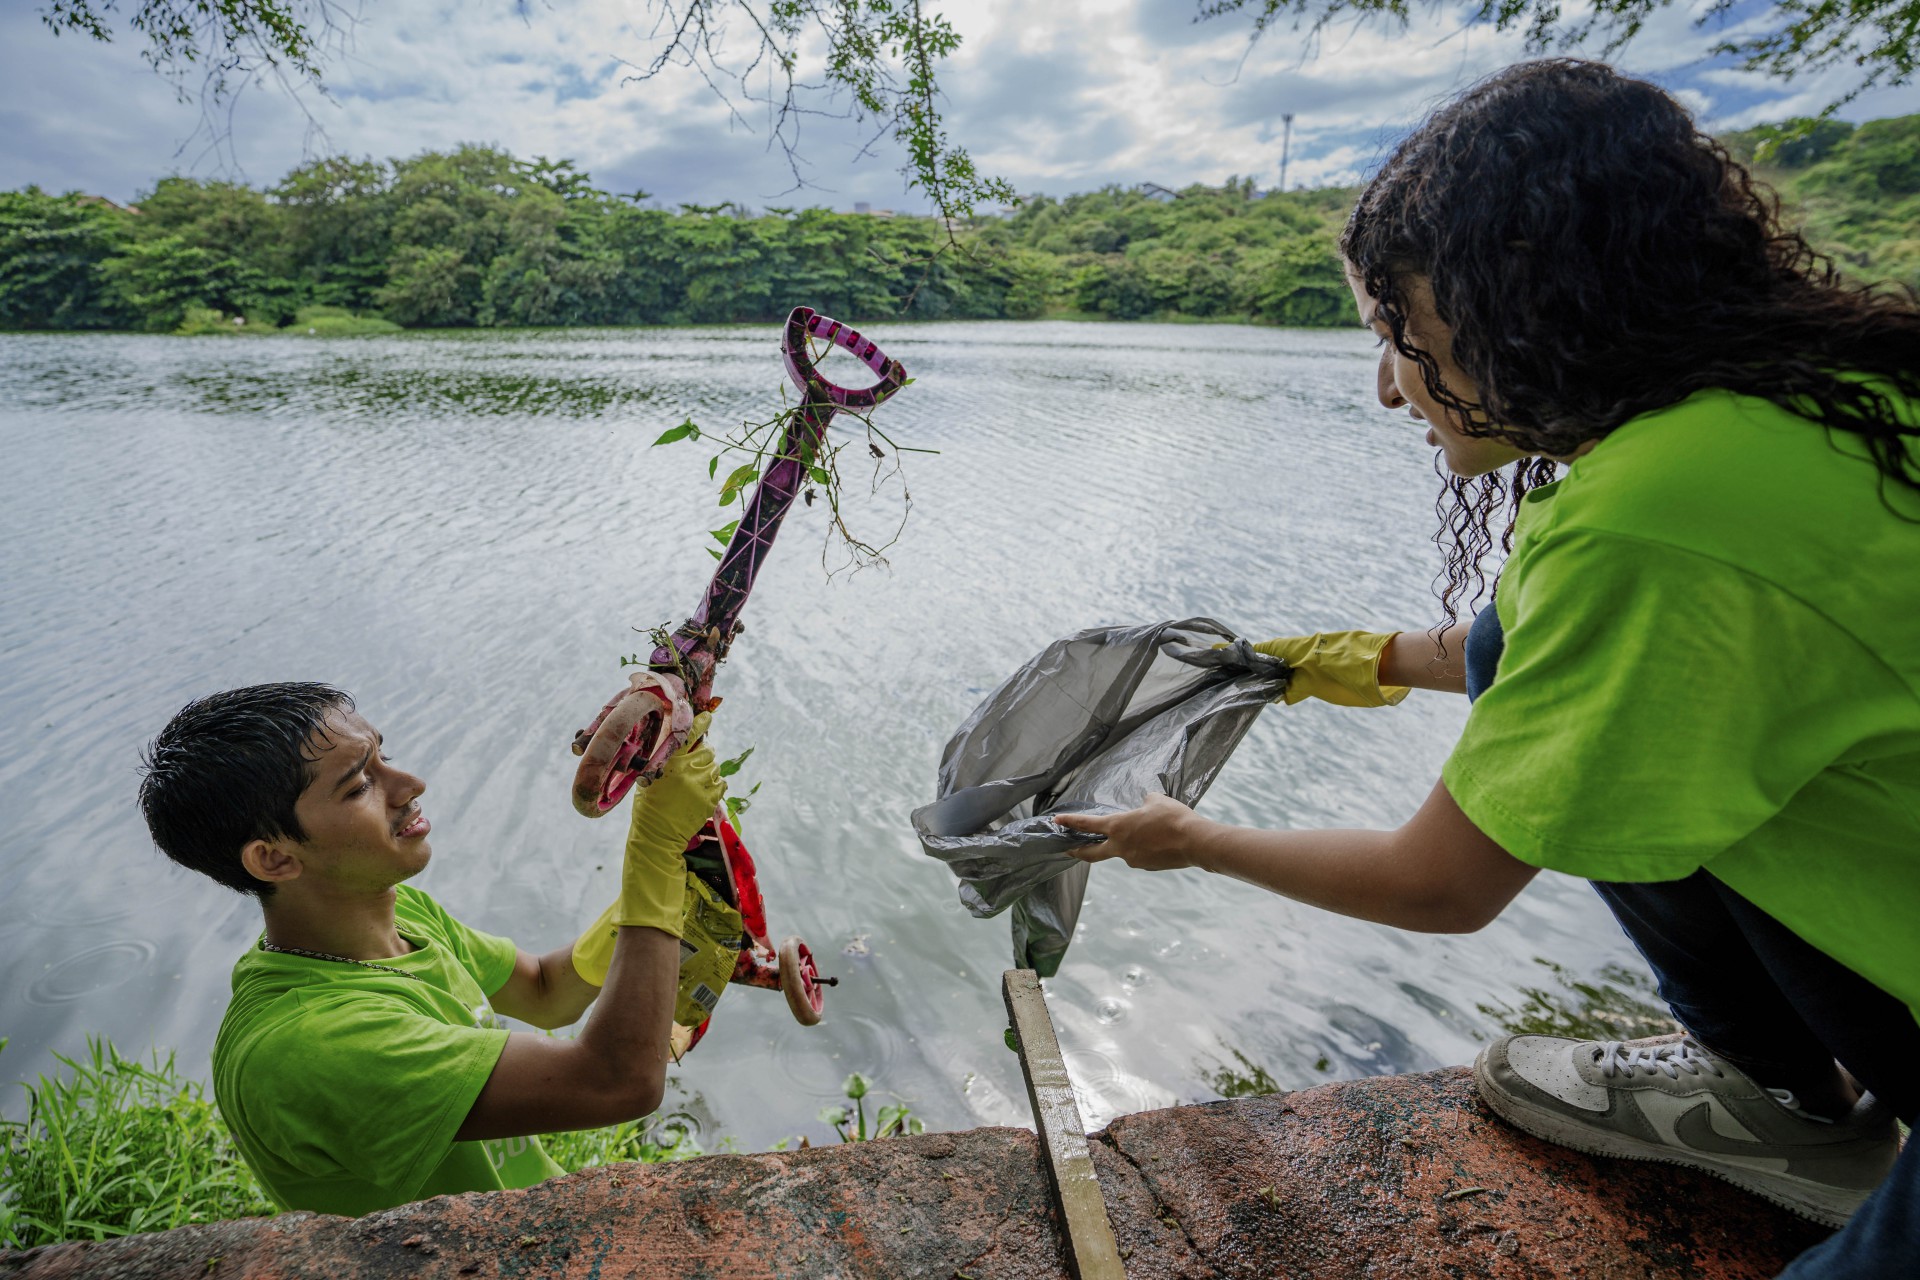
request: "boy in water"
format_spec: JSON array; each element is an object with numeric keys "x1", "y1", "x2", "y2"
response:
[{"x1": 139, "y1": 682, "x2": 729, "y2": 1215}]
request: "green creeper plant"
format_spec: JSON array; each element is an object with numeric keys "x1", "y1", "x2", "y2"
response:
[
  {"x1": 817, "y1": 1072, "x2": 927, "y2": 1143},
  {"x1": 650, "y1": 335, "x2": 933, "y2": 576}
]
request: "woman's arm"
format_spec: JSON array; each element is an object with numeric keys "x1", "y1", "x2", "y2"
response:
[
  {"x1": 1053, "y1": 780, "x2": 1537, "y2": 933},
  {"x1": 1377, "y1": 623, "x2": 1472, "y2": 695}
]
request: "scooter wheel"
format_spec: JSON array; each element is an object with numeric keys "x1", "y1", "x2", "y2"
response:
[
  {"x1": 570, "y1": 674, "x2": 687, "y2": 818},
  {"x1": 778, "y1": 936, "x2": 825, "y2": 1026}
]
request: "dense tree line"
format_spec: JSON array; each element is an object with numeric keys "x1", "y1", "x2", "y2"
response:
[
  {"x1": 1, "y1": 116, "x2": 1913, "y2": 335},
  {"x1": 0, "y1": 147, "x2": 1349, "y2": 332}
]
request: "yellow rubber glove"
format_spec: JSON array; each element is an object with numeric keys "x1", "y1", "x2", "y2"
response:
[
  {"x1": 572, "y1": 713, "x2": 723, "y2": 985},
  {"x1": 1252, "y1": 631, "x2": 1411, "y2": 708}
]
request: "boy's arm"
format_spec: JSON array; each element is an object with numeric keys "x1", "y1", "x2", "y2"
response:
[
  {"x1": 455, "y1": 924, "x2": 680, "y2": 1139},
  {"x1": 457, "y1": 717, "x2": 722, "y2": 1139},
  {"x1": 487, "y1": 944, "x2": 601, "y2": 1031}
]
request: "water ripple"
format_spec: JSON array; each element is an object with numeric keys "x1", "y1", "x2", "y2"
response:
[{"x1": 0, "y1": 322, "x2": 1652, "y2": 1143}]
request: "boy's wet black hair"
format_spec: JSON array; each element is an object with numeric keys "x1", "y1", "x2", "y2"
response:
[{"x1": 139, "y1": 683, "x2": 355, "y2": 898}]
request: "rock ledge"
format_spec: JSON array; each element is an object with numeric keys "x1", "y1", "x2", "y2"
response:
[{"x1": 1, "y1": 1068, "x2": 1825, "y2": 1279}]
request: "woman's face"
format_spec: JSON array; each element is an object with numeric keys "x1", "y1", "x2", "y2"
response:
[{"x1": 1344, "y1": 264, "x2": 1526, "y2": 478}]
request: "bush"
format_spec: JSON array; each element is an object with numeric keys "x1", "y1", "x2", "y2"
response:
[
  {"x1": 537, "y1": 1113, "x2": 705, "y2": 1170},
  {"x1": 1240, "y1": 233, "x2": 1350, "y2": 327},
  {"x1": 0, "y1": 1038, "x2": 274, "y2": 1249},
  {"x1": 376, "y1": 244, "x2": 480, "y2": 327},
  {"x1": 0, "y1": 1037, "x2": 714, "y2": 1248},
  {"x1": 288, "y1": 304, "x2": 401, "y2": 336},
  {"x1": 172, "y1": 305, "x2": 256, "y2": 336}
]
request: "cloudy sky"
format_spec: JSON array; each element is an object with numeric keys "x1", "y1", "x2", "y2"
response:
[{"x1": 4, "y1": 0, "x2": 1916, "y2": 210}]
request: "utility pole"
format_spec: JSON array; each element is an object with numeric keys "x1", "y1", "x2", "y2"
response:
[{"x1": 1279, "y1": 113, "x2": 1295, "y2": 193}]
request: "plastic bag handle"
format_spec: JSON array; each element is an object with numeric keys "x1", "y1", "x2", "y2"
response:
[{"x1": 781, "y1": 306, "x2": 907, "y2": 410}]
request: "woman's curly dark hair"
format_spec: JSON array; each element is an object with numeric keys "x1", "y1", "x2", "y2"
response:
[{"x1": 1341, "y1": 58, "x2": 1920, "y2": 628}]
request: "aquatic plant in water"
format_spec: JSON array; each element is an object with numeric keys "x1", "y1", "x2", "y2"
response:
[
  {"x1": 1201, "y1": 1046, "x2": 1283, "y2": 1099},
  {"x1": 1475, "y1": 959, "x2": 1679, "y2": 1043},
  {"x1": 817, "y1": 1072, "x2": 928, "y2": 1144}
]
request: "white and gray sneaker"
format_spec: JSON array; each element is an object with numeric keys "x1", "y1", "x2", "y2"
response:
[{"x1": 1474, "y1": 1033, "x2": 1898, "y2": 1227}]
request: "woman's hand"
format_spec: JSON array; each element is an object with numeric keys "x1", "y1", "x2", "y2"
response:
[
  {"x1": 1053, "y1": 794, "x2": 1210, "y2": 872},
  {"x1": 1059, "y1": 780, "x2": 1538, "y2": 933}
]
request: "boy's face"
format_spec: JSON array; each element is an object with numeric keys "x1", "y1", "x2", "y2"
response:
[{"x1": 283, "y1": 708, "x2": 433, "y2": 892}]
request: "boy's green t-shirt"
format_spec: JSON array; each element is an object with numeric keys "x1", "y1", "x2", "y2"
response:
[
  {"x1": 1443, "y1": 388, "x2": 1920, "y2": 1023},
  {"x1": 212, "y1": 885, "x2": 564, "y2": 1216}
]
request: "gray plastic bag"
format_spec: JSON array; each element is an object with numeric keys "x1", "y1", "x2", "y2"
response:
[{"x1": 912, "y1": 618, "x2": 1288, "y2": 976}]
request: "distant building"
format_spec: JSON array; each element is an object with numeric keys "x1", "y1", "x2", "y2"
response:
[
  {"x1": 1136, "y1": 182, "x2": 1179, "y2": 202},
  {"x1": 74, "y1": 194, "x2": 139, "y2": 214}
]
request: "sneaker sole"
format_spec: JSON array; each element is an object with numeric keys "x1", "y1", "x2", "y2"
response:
[{"x1": 1473, "y1": 1049, "x2": 1863, "y2": 1229}]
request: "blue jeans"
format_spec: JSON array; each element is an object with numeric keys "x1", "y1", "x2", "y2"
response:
[{"x1": 1464, "y1": 605, "x2": 1920, "y2": 1276}]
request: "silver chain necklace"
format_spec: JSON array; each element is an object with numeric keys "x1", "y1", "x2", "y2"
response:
[{"x1": 258, "y1": 936, "x2": 425, "y2": 983}]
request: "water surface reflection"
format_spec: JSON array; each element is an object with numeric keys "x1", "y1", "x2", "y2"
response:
[{"x1": 0, "y1": 322, "x2": 1654, "y2": 1145}]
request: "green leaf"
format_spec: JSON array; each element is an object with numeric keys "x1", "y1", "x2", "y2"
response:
[
  {"x1": 808, "y1": 466, "x2": 832, "y2": 485},
  {"x1": 653, "y1": 419, "x2": 699, "y2": 446},
  {"x1": 843, "y1": 1073, "x2": 869, "y2": 1100},
  {"x1": 720, "y1": 463, "x2": 759, "y2": 497},
  {"x1": 706, "y1": 546, "x2": 722, "y2": 561},
  {"x1": 718, "y1": 746, "x2": 755, "y2": 777},
  {"x1": 708, "y1": 455, "x2": 721, "y2": 480},
  {"x1": 817, "y1": 1106, "x2": 848, "y2": 1125},
  {"x1": 710, "y1": 520, "x2": 740, "y2": 545}
]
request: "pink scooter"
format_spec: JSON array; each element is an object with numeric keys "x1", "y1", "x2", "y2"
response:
[{"x1": 569, "y1": 307, "x2": 908, "y2": 1045}]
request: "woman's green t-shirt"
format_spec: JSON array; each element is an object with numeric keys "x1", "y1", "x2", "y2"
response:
[
  {"x1": 211, "y1": 885, "x2": 564, "y2": 1216},
  {"x1": 1443, "y1": 387, "x2": 1920, "y2": 1022}
]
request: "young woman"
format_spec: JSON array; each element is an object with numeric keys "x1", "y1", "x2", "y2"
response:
[{"x1": 1056, "y1": 59, "x2": 1919, "y2": 1276}]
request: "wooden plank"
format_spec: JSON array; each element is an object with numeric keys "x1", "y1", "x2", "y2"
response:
[{"x1": 1002, "y1": 968, "x2": 1128, "y2": 1280}]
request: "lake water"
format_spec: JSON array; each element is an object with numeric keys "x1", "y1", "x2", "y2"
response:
[{"x1": 0, "y1": 321, "x2": 1662, "y2": 1148}]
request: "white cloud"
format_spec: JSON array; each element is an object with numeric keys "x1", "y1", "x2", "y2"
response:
[{"x1": 1, "y1": 0, "x2": 1915, "y2": 206}]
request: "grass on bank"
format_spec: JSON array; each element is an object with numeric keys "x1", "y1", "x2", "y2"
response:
[
  {"x1": 0, "y1": 1038, "x2": 696, "y2": 1251},
  {"x1": 174, "y1": 304, "x2": 401, "y2": 337},
  {"x1": 0, "y1": 1040, "x2": 928, "y2": 1251},
  {"x1": 0, "y1": 1039, "x2": 273, "y2": 1249}
]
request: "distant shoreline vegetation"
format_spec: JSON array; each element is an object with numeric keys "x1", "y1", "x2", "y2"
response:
[{"x1": 1, "y1": 115, "x2": 1913, "y2": 337}]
